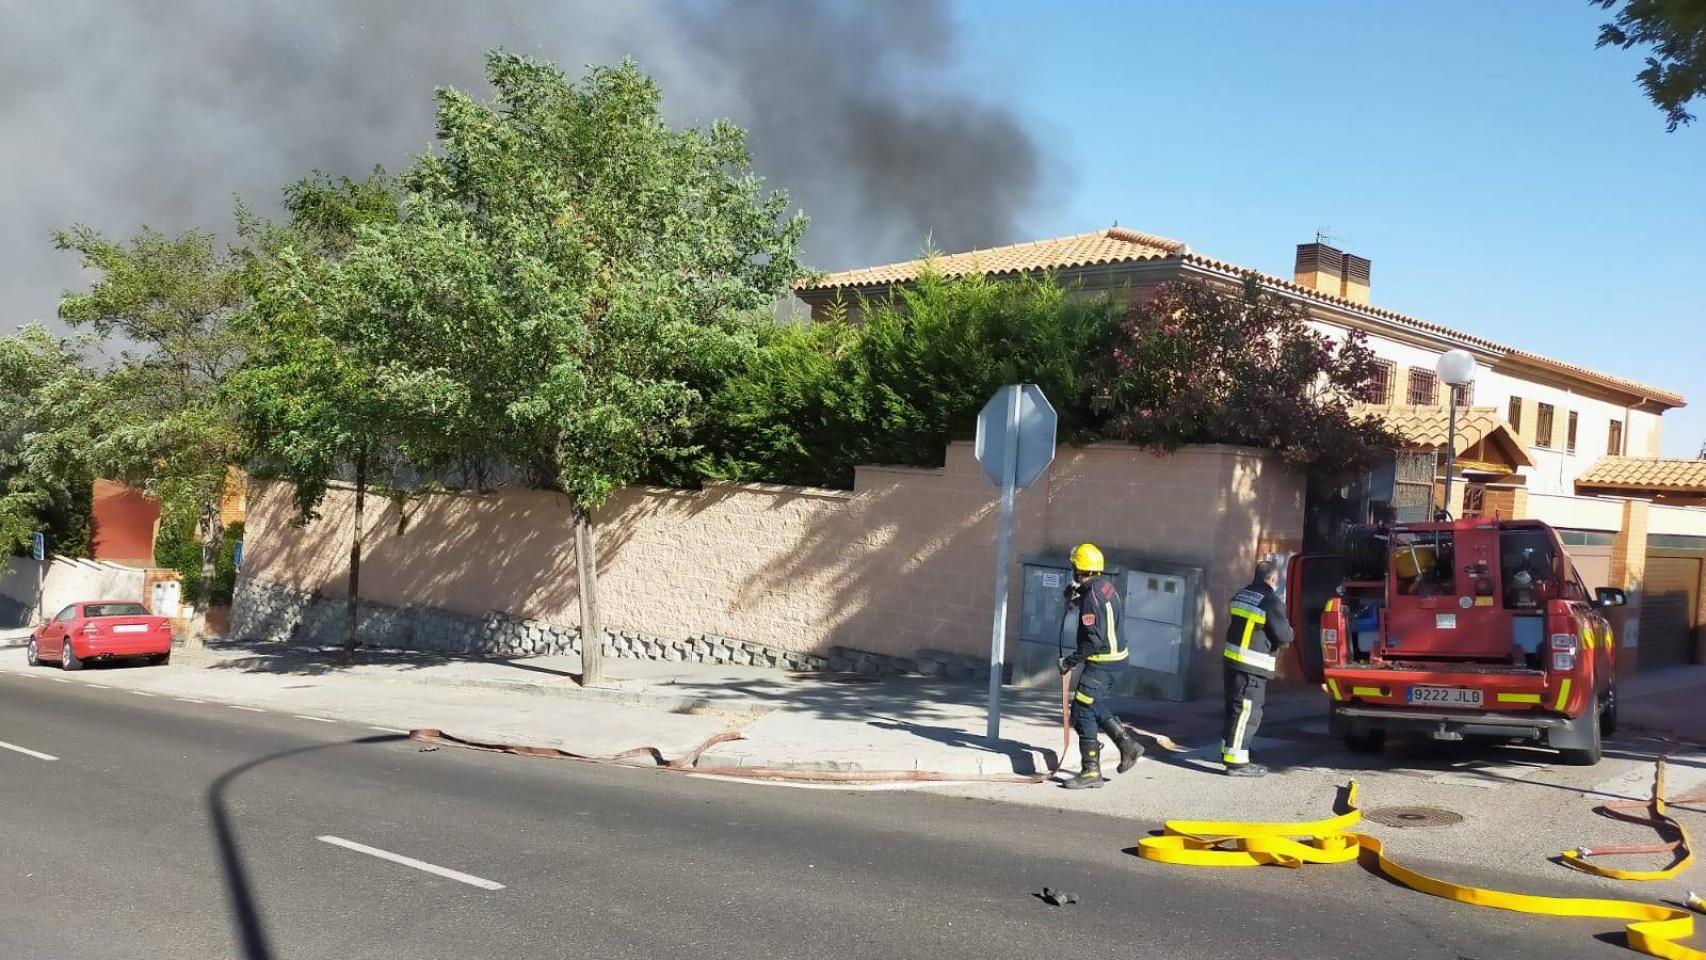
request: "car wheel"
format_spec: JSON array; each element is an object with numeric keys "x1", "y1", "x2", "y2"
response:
[
  {"x1": 1600, "y1": 683, "x2": 1618, "y2": 738},
  {"x1": 1344, "y1": 728, "x2": 1387, "y2": 753},
  {"x1": 150, "y1": 653, "x2": 170, "y2": 667},
  {"x1": 1559, "y1": 707, "x2": 1602, "y2": 766},
  {"x1": 26, "y1": 638, "x2": 40, "y2": 667},
  {"x1": 61, "y1": 640, "x2": 83, "y2": 671}
]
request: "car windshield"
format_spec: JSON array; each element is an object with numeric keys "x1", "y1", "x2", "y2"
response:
[{"x1": 83, "y1": 602, "x2": 149, "y2": 618}]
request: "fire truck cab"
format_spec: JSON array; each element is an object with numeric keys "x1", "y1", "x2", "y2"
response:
[{"x1": 1287, "y1": 517, "x2": 1626, "y2": 765}]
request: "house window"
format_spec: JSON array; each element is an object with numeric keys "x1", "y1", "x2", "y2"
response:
[
  {"x1": 1507, "y1": 396, "x2": 1523, "y2": 432},
  {"x1": 1566, "y1": 411, "x2": 1579, "y2": 453},
  {"x1": 1407, "y1": 368, "x2": 1438, "y2": 405},
  {"x1": 1535, "y1": 402, "x2": 1555, "y2": 449},
  {"x1": 1608, "y1": 420, "x2": 1623, "y2": 455},
  {"x1": 1461, "y1": 484, "x2": 1487, "y2": 519},
  {"x1": 1367, "y1": 360, "x2": 1395, "y2": 404},
  {"x1": 1451, "y1": 382, "x2": 1474, "y2": 406}
]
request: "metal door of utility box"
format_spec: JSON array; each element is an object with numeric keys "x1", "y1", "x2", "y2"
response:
[{"x1": 1013, "y1": 552, "x2": 1203, "y2": 702}]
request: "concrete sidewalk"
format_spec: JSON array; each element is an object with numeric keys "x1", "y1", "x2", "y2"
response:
[{"x1": 155, "y1": 640, "x2": 1321, "y2": 776}]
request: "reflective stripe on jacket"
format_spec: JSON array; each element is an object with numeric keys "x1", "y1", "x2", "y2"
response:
[
  {"x1": 1071, "y1": 575, "x2": 1128, "y2": 666},
  {"x1": 1222, "y1": 581, "x2": 1292, "y2": 677}
]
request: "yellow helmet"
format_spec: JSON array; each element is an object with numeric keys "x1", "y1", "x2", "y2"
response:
[{"x1": 1070, "y1": 543, "x2": 1104, "y2": 573}]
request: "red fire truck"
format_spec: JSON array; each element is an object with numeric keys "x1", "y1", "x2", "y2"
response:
[{"x1": 1287, "y1": 517, "x2": 1625, "y2": 765}]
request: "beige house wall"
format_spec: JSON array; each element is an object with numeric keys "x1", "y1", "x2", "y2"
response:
[{"x1": 243, "y1": 442, "x2": 1305, "y2": 699}]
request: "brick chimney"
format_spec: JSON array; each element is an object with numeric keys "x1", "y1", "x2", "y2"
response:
[
  {"x1": 1294, "y1": 242, "x2": 1343, "y2": 296},
  {"x1": 1341, "y1": 252, "x2": 1371, "y2": 305}
]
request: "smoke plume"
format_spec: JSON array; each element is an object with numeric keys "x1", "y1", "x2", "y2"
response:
[{"x1": 0, "y1": 0, "x2": 1049, "y2": 327}]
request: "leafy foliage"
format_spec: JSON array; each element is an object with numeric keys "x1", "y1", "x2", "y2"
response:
[
  {"x1": 156, "y1": 521, "x2": 243, "y2": 606},
  {"x1": 48, "y1": 225, "x2": 250, "y2": 611},
  {"x1": 1096, "y1": 278, "x2": 1397, "y2": 480},
  {"x1": 0, "y1": 327, "x2": 96, "y2": 555},
  {"x1": 698, "y1": 269, "x2": 1115, "y2": 488},
  {"x1": 1595, "y1": 0, "x2": 1706, "y2": 131},
  {"x1": 312, "y1": 53, "x2": 810, "y2": 511}
]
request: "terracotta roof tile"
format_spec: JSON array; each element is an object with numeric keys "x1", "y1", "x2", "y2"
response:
[
  {"x1": 1353, "y1": 404, "x2": 1534, "y2": 468},
  {"x1": 796, "y1": 228, "x2": 1187, "y2": 291},
  {"x1": 1578, "y1": 456, "x2": 1706, "y2": 493},
  {"x1": 795, "y1": 226, "x2": 1685, "y2": 409}
]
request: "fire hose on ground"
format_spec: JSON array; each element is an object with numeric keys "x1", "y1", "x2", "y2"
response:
[
  {"x1": 406, "y1": 728, "x2": 1050, "y2": 784},
  {"x1": 1136, "y1": 777, "x2": 1706, "y2": 960}
]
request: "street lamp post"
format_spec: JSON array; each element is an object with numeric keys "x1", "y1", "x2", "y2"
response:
[{"x1": 1436, "y1": 349, "x2": 1477, "y2": 519}]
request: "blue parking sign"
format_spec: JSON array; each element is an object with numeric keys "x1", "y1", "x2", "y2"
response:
[{"x1": 31, "y1": 532, "x2": 45, "y2": 561}]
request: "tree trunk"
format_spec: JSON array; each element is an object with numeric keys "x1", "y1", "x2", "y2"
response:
[
  {"x1": 573, "y1": 503, "x2": 603, "y2": 686},
  {"x1": 187, "y1": 495, "x2": 223, "y2": 650},
  {"x1": 344, "y1": 452, "x2": 367, "y2": 665}
]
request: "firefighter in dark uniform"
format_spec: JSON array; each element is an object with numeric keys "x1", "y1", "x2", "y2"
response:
[
  {"x1": 1221, "y1": 559, "x2": 1293, "y2": 777},
  {"x1": 1058, "y1": 543, "x2": 1144, "y2": 789}
]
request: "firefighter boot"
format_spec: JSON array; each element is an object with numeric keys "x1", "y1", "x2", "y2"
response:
[
  {"x1": 1101, "y1": 718, "x2": 1145, "y2": 773},
  {"x1": 1061, "y1": 740, "x2": 1105, "y2": 789},
  {"x1": 1224, "y1": 762, "x2": 1269, "y2": 778}
]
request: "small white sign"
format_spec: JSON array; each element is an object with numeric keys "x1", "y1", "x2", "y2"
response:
[
  {"x1": 1040, "y1": 572, "x2": 1062, "y2": 589},
  {"x1": 1436, "y1": 614, "x2": 1458, "y2": 630}
]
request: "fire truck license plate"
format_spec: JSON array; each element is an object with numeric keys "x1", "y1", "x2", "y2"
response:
[{"x1": 1406, "y1": 686, "x2": 1483, "y2": 707}]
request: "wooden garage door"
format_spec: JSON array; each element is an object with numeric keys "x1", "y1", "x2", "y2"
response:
[{"x1": 1639, "y1": 554, "x2": 1702, "y2": 669}]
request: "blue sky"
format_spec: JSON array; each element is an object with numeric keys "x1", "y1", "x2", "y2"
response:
[{"x1": 943, "y1": 0, "x2": 1704, "y2": 456}]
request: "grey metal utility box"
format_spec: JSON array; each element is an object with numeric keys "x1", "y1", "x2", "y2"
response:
[{"x1": 1012, "y1": 551, "x2": 1204, "y2": 702}]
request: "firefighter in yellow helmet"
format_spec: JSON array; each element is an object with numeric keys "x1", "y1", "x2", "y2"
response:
[{"x1": 1058, "y1": 542, "x2": 1144, "y2": 788}]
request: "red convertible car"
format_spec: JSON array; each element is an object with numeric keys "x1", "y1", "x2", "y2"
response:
[{"x1": 26, "y1": 600, "x2": 174, "y2": 670}]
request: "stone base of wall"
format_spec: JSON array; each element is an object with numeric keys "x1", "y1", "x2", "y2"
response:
[{"x1": 231, "y1": 578, "x2": 990, "y2": 680}]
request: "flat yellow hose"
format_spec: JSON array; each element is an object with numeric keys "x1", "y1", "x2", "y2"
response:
[
  {"x1": 1137, "y1": 781, "x2": 1705, "y2": 959},
  {"x1": 1562, "y1": 760, "x2": 1697, "y2": 882}
]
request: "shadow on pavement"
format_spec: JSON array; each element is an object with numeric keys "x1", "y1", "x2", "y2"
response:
[
  {"x1": 865, "y1": 716, "x2": 1056, "y2": 774},
  {"x1": 207, "y1": 733, "x2": 407, "y2": 960},
  {"x1": 201, "y1": 639, "x2": 581, "y2": 681}
]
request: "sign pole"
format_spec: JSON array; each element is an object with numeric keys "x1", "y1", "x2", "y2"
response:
[{"x1": 986, "y1": 386, "x2": 1020, "y2": 741}]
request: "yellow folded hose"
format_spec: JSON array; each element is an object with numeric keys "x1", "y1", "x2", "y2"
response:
[{"x1": 1137, "y1": 781, "x2": 1705, "y2": 960}]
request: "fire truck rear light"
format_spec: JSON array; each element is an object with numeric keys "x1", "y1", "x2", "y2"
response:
[
  {"x1": 1552, "y1": 652, "x2": 1576, "y2": 672},
  {"x1": 1550, "y1": 633, "x2": 1577, "y2": 652},
  {"x1": 1324, "y1": 628, "x2": 1338, "y2": 644}
]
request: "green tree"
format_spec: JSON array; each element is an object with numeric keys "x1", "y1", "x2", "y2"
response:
[
  {"x1": 0, "y1": 326, "x2": 96, "y2": 557},
  {"x1": 1096, "y1": 278, "x2": 1396, "y2": 479},
  {"x1": 303, "y1": 54, "x2": 807, "y2": 683},
  {"x1": 1594, "y1": 0, "x2": 1706, "y2": 131},
  {"x1": 52, "y1": 226, "x2": 248, "y2": 641},
  {"x1": 234, "y1": 170, "x2": 444, "y2": 661}
]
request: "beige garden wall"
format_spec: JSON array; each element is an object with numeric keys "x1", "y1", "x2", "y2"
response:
[{"x1": 243, "y1": 442, "x2": 1305, "y2": 698}]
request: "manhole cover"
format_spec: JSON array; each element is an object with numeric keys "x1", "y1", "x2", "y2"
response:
[{"x1": 1364, "y1": 805, "x2": 1464, "y2": 828}]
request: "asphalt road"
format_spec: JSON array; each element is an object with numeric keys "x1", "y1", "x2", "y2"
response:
[{"x1": 0, "y1": 666, "x2": 1672, "y2": 960}]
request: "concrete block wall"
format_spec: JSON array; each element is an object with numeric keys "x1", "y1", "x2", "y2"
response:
[{"x1": 236, "y1": 442, "x2": 1304, "y2": 698}]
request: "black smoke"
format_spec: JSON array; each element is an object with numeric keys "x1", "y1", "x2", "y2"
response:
[{"x1": 0, "y1": 0, "x2": 1050, "y2": 327}]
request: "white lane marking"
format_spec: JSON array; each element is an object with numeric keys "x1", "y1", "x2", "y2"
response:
[
  {"x1": 86, "y1": 683, "x2": 110, "y2": 689},
  {"x1": 0, "y1": 739, "x2": 58, "y2": 761},
  {"x1": 175, "y1": 697, "x2": 203, "y2": 703},
  {"x1": 369, "y1": 726, "x2": 409, "y2": 734},
  {"x1": 315, "y1": 836, "x2": 504, "y2": 890},
  {"x1": 49, "y1": 677, "x2": 71, "y2": 683},
  {"x1": 294, "y1": 715, "x2": 336, "y2": 724},
  {"x1": 130, "y1": 691, "x2": 156, "y2": 698},
  {"x1": 228, "y1": 705, "x2": 266, "y2": 713}
]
